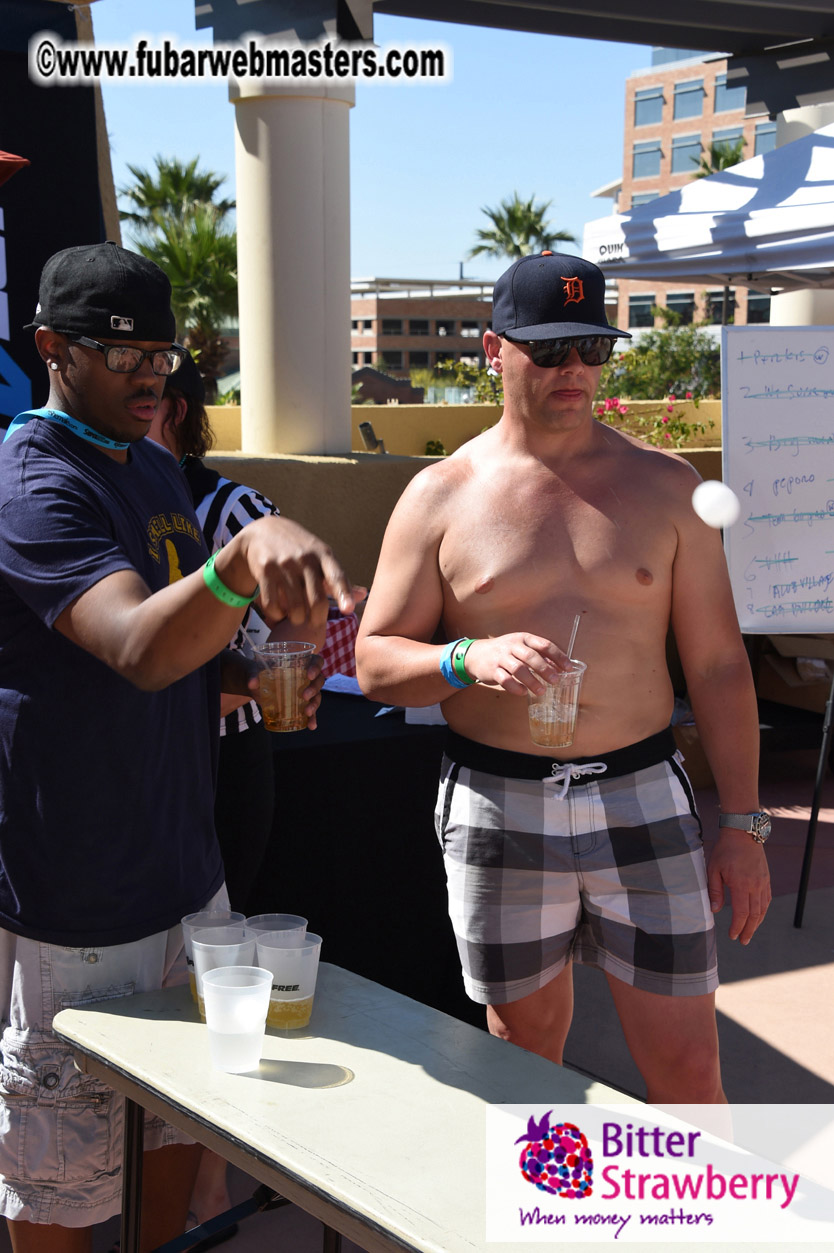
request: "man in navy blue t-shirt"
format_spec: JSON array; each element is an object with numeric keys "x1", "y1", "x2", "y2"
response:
[{"x1": 0, "y1": 242, "x2": 355, "y2": 1253}]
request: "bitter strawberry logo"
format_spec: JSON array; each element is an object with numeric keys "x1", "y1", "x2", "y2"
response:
[{"x1": 515, "y1": 1111, "x2": 594, "y2": 1199}]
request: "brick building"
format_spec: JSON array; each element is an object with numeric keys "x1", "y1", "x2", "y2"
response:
[
  {"x1": 599, "y1": 48, "x2": 778, "y2": 334},
  {"x1": 350, "y1": 278, "x2": 493, "y2": 377}
]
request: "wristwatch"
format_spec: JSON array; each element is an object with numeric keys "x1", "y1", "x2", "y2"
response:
[{"x1": 718, "y1": 811, "x2": 771, "y2": 844}]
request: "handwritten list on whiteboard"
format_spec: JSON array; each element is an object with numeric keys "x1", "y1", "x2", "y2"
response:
[{"x1": 722, "y1": 325, "x2": 834, "y2": 635}]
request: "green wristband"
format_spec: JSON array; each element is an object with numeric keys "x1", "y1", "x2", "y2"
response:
[
  {"x1": 450, "y1": 637, "x2": 478, "y2": 686},
  {"x1": 202, "y1": 551, "x2": 259, "y2": 609}
]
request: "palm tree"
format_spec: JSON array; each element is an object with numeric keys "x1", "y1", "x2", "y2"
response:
[
  {"x1": 468, "y1": 193, "x2": 575, "y2": 261},
  {"x1": 119, "y1": 156, "x2": 235, "y2": 238},
  {"x1": 136, "y1": 203, "x2": 238, "y2": 401},
  {"x1": 118, "y1": 157, "x2": 238, "y2": 400},
  {"x1": 692, "y1": 138, "x2": 746, "y2": 179}
]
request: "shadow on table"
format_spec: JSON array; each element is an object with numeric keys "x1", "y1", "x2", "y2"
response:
[{"x1": 253, "y1": 1058, "x2": 355, "y2": 1088}]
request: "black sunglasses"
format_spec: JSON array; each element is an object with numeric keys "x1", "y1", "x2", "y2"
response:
[
  {"x1": 68, "y1": 336, "x2": 187, "y2": 377},
  {"x1": 505, "y1": 335, "x2": 616, "y2": 369}
]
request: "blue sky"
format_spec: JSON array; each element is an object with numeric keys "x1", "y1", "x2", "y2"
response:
[{"x1": 92, "y1": 0, "x2": 653, "y2": 282}]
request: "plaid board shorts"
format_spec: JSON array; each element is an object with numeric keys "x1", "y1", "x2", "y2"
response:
[{"x1": 434, "y1": 729, "x2": 718, "y2": 1006}]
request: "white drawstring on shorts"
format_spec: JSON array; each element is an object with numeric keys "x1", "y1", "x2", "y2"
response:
[{"x1": 542, "y1": 761, "x2": 608, "y2": 800}]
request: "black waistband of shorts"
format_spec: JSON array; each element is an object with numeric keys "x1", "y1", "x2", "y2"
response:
[{"x1": 443, "y1": 727, "x2": 677, "y2": 783}]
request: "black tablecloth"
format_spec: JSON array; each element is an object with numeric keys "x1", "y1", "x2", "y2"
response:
[{"x1": 249, "y1": 692, "x2": 484, "y2": 1029}]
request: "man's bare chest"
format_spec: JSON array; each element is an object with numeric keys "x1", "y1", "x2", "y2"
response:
[{"x1": 438, "y1": 472, "x2": 677, "y2": 612}]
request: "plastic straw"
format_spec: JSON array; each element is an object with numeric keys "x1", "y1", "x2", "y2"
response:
[
  {"x1": 240, "y1": 622, "x2": 257, "y2": 652},
  {"x1": 567, "y1": 613, "x2": 581, "y2": 660}
]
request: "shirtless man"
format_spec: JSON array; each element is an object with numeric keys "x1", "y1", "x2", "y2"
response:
[{"x1": 355, "y1": 251, "x2": 770, "y2": 1103}]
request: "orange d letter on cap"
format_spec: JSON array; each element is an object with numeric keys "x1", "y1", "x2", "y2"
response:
[{"x1": 562, "y1": 276, "x2": 584, "y2": 305}]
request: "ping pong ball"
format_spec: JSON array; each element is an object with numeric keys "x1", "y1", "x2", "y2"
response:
[{"x1": 692, "y1": 480, "x2": 741, "y2": 528}]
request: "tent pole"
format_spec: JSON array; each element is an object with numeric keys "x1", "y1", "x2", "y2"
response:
[{"x1": 793, "y1": 662, "x2": 834, "y2": 927}]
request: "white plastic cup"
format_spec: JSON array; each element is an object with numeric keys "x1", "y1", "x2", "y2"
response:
[
  {"x1": 256, "y1": 932, "x2": 323, "y2": 1030},
  {"x1": 244, "y1": 913, "x2": 308, "y2": 946},
  {"x1": 253, "y1": 641, "x2": 315, "y2": 732},
  {"x1": 528, "y1": 659, "x2": 587, "y2": 748},
  {"x1": 201, "y1": 966, "x2": 272, "y2": 1073},
  {"x1": 181, "y1": 909, "x2": 245, "y2": 1004},
  {"x1": 192, "y1": 926, "x2": 257, "y2": 1021}
]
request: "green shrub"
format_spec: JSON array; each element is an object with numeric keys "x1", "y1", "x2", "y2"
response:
[{"x1": 598, "y1": 309, "x2": 720, "y2": 401}]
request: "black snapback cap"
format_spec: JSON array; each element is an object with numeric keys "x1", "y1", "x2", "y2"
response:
[
  {"x1": 26, "y1": 240, "x2": 177, "y2": 343},
  {"x1": 492, "y1": 251, "x2": 630, "y2": 341}
]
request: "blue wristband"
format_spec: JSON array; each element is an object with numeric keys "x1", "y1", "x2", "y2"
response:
[{"x1": 440, "y1": 638, "x2": 477, "y2": 688}]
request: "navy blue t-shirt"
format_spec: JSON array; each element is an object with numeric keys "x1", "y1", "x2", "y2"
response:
[{"x1": 0, "y1": 420, "x2": 224, "y2": 945}]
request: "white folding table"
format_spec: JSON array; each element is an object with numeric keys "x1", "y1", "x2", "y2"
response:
[{"x1": 54, "y1": 963, "x2": 635, "y2": 1253}]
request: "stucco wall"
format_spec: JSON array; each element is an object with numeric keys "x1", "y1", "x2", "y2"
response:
[{"x1": 207, "y1": 400, "x2": 721, "y2": 459}]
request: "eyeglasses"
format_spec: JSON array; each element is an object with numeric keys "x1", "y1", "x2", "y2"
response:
[
  {"x1": 68, "y1": 336, "x2": 187, "y2": 376},
  {"x1": 506, "y1": 335, "x2": 616, "y2": 369}
]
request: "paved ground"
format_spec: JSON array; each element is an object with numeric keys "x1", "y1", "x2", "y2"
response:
[{"x1": 6, "y1": 741, "x2": 832, "y2": 1253}]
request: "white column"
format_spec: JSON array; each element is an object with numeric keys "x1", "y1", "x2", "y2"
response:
[
  {"x1": 770, "y1": 104, "x2": 834, "y2": 327},
  {"x1": 231, "y1": 79, "x2": 354, "y2": 454}
]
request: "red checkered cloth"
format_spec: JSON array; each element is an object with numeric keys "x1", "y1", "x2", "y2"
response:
[{"x1": 320, "y1": 611, "x2": 359, "y2": 678}]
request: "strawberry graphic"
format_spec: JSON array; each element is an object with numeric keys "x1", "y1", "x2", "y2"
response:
[{"x1": 516, "y1": 1113, "x2": 594, "y2": 1199}]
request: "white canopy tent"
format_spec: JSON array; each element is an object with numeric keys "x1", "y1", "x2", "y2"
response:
[{"x1": 583, "y1": 124, "x2": 834, "y2": 294}]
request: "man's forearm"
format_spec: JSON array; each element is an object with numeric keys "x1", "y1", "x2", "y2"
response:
[
  {"x1": 685, "y1": 659, "x2": 761, "y2": 812},
  {"x1": 57, "y1": 515, "x2": 352, "y2": 691},
  {"x1": 78, "y1": 566, "x2": 252, "y2": 691},
  {"x1": 356, "y1": 636, "x2": 457, "y2": 706}
]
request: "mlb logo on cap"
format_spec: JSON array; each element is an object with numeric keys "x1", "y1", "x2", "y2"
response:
[{"x1": 111, "y1": 316, "x2": 134, "y2": 332}]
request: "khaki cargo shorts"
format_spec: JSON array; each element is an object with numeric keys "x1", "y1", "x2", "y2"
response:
[{"x1": 0, "y1": 886, "x2": 228, "y2": 1228}]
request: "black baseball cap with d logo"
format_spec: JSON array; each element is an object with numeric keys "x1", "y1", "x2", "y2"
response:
[{"x1": 492, "y1": 251, "x2": 630, "y2": 341}]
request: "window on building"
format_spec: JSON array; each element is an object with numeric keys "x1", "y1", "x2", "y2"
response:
[
  {"x1": 712, "y1": 126, "x2": 744, "y2": 155},
  {"x1": 671, "y1": 133, "x2": 701, "y2": 174},
  {"x1": 674, "y1": 79, "x2": 704, "y2": 120},
  {"x1": 665, "y1": 293, "x2": 695, "y2": 324},
  {"x1": 632, "y1": 139, "x2": 662, "y2": 179},
  {"x1": 628, "y1": 294, "x2": 655, "y2": 328},
  {"x1": 362, "y1": 352, "x2": 374, "y2": 365},
  {"x1": 631, "y1": 191, "x2": 660, "y2": 207},
  {"x1": 436, "y1": 320, "x2": 455, "y2": 337},
  {"x1": 755, "y1": 120, "x2": 777, "y2": 155},
  {"x1": 460, "y1": 320, "x2": 480, "y2": 338},
  {"x1": 634, "y1": 86, "x2": 664, "y2": 127},
  {"x1": 409, "y1": 319, "x2": 429, "y2": 336},
  {"x1": 351, "y1": 352, "x2": 360, "y2": 365},
  {"x1": 351, "y1": 320, "x2": 359, "y2": 332},
  {"x1": 747, "y1": 293, "x2": 771, "y2": 324},
  {"x1": 381, "y1": 350, "x2": 403, "y2": 370},
  {"x1": 435, "y1": 351, "x2": 455, "y2": 365},
  {"x1": 714, "y1": 72, "x2": 746, "y2": 113},
  {"x1": 409, "y1": 350, "x2": 430, "y2": 367},
  {"x1": 707, "y1": 289, "x2": 736, "y2": 324},
  {"x1": 382, "y1": 319, "x2": 402, "y2": 336}
]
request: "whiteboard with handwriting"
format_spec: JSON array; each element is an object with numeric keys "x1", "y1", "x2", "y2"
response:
[{"x1": 722, "y1": 325, "x2": 834, "y2": 634}]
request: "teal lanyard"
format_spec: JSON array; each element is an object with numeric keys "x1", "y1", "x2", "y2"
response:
[{"x1": 3, "y1": 407, "x2": 130, "y2": 450}]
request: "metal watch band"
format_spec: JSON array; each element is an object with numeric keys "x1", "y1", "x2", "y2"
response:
[{"x1": 718, "y1": 811, "x2": 771, "y2": 843}]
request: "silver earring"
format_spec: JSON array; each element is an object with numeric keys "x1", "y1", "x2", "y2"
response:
[{"x1": 49, "y1": 361, "x2": 59, "y2": 371}]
